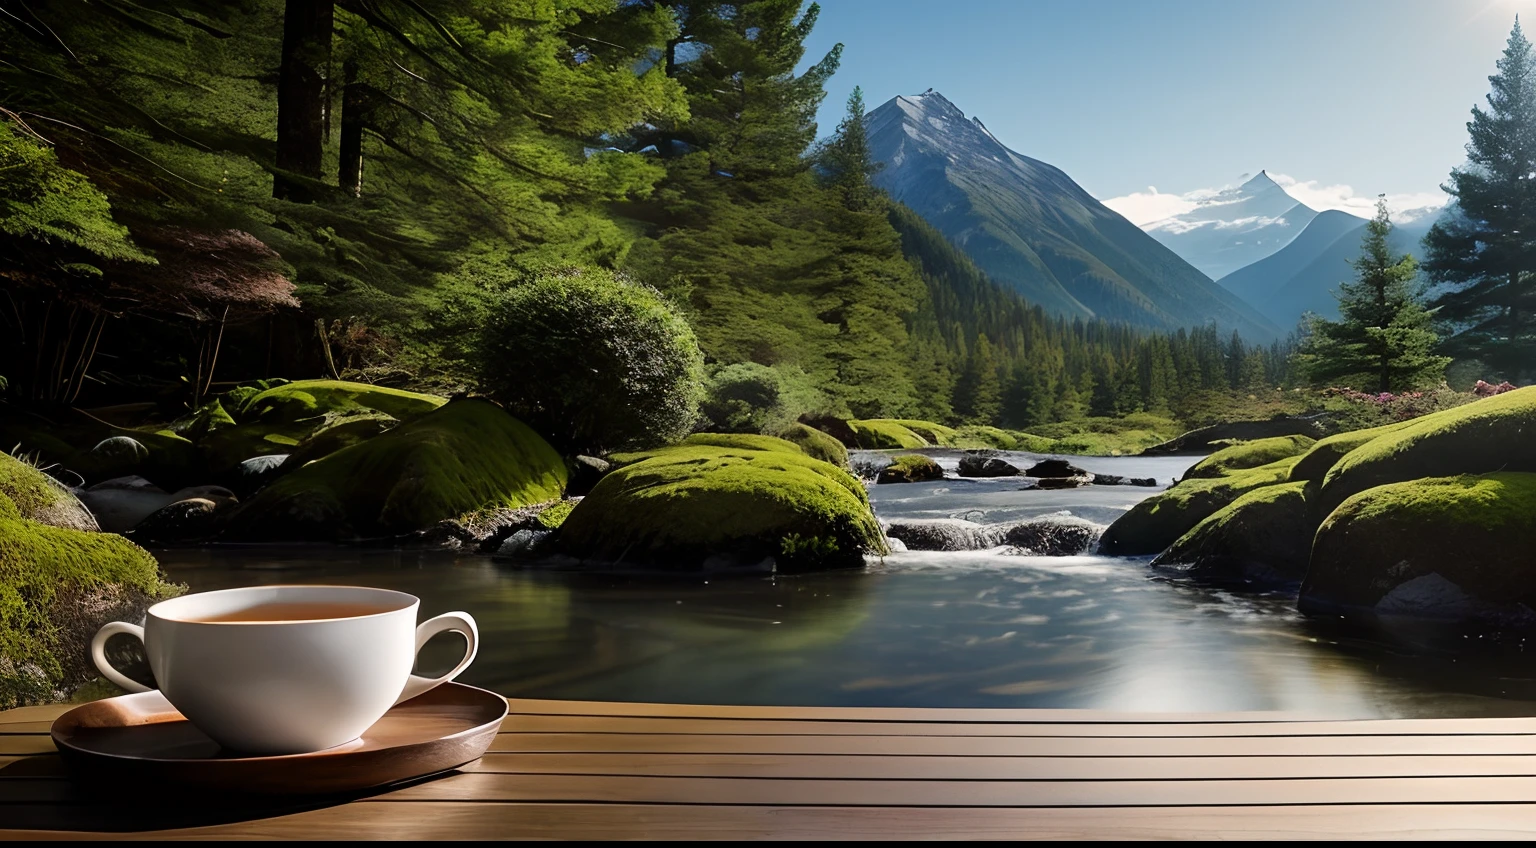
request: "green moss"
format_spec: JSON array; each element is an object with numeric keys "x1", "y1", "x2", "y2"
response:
[
  {"x1": 535, "y1": 500, "x2": 577, "y2": 530},
  {"x1": 1154, "y1": 481, "x2": 1316, "y2": 584},
  {"x1": 282, "y1": 415, "x2": 398, "y2": 470},
  {"x1": 1098, "y1": 456, "x2": 1300, "y2": 557},
  {"x1": 0, "y1": 452, "x2": 92, "y2": 530},
  {"x1": 776, "y1": 423, "x2": 850, "y2": 467},
  {"x1": 166, "y1": 399, "x2": 237, "y2": 442},
  {"x1": 682, "y1": 433, "x2": 806, "y2": 455},
  {"x1": 1321, "y1": 387, "x2": 1536, "y2": 513},
  {"x1": 233, "y1": 379, "x2": 445, "y2": 425},
  {"x1": 876, "y1": 454, "x2": 944, "y2": 484},
  {"x1": 1302, "y1": 473, "x2": 1536, "y2": 618},
  {"x1": 223, "y1": 398, "x2": 567, "y2": 541},
  {"x1": 1184, "y1": 435, "x2": 1316, "y2": 480},
  {"x1": 0, "y1": 497, "x2": 180, "y2": 708},
  {"x1": 845, "y1": 419, "x2": 927, "y2": 449},
  {"x1": 557, "y1": 445, "x2": 887, "y2": 572},
  {"x1": 1287, "y1": 420, "x2": 1415, "y2": 483},
  {"x1": 879, "y1": 420, "x2": 960, "y2": 446},
  {"x1": 952, "y1": 425, "x2": 1019, "y2": 450}
]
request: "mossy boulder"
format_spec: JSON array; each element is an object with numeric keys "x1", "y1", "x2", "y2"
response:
[
  {"x1": 1320, "y1": 388, "x2": 1536, "y2": 514},
  {"x1": 230, "y1": 379, "x2": 445, "y2": 425},
  {"x1": 1152, "y1": 481, "x2": 1316, "y2": 585},
  {"x1": 876, "y1": 454, "x2": 944, "y2": 484},
  {"x1": 1183, "y1": 435, "x2": 1316, "y2": 480},
  {"x1": 222, "y1": 398, "x2": 566, "y2": 541},
  {"x1": 879, "y1": 420, "x2": 960, "y2": 446},
  {"x1": 0, "y1": 405, "x2": 201, "y2": 488},
  {"x1": 1097, "y1": 456, "x2": 1300, "y2": 557},
  {"x1": 681, "y1": 433, "x2": 806, "y2": 455},
  {"x1": 0, "y1": 493, "x2": 181, "y2": 708},
  {"x1": 777, "y1": 423, "x2": 849, "y2": 467},
  {"x1": 0, "y1": 453, "x2": 97, "y2": 532},
  {"x1": 846, "y1": 419, "x2": 928, "y2": 449},
  {"x1": 555, "y1": 445, "x2": 887, "y2": 572},
  {"x1": 1300, "y1": 473, "x2": 1536, "y2": 627},
  {"x1": 1286, "y1": 420, "x2": 1415, "y2": 484}
]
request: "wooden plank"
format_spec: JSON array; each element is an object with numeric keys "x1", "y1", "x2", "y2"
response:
[
  {"x1": 0, "y1": 705, "x2": 70, "y2": 726},
  {"x1": 375, "y1": 771, "x2": 1536, "y2": 807},
  {"x1": 490, "y1": 731, "x2": 1536, "y2": 757},
  {"x1": 0, "y1": 753, "x2": 62, "y2": 777},
  {"x1": 460, "y1": 752, "x2": 1536, "y2": 781},
  {"x1": 0, "y1": 736, "x2": 61, "y2": 756},
  {"x1": 504, "y1": 698, "x2": 1316, "y2": 724},
  {"x1": 8, "y1": 801, "x2": 1536, "y2": 840},
  {"x1": 500, "y1": 713, "x2": 1536, "y2": 738}
]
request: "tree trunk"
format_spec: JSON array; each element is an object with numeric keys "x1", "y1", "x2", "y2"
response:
[
  {"x1": 273, "y1": 0, "x2": 334, "y2": 201},
  {"x1": 339, "y1": 60, "x2": 367, "y2": 198}
]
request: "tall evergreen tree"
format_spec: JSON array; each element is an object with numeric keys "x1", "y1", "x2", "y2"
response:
[
  {"x1": 1298, "y1": 198, "x2": 1449, "y2": 392},
  {"x1": 1424, "y1": 18, "x2": 1536, "y2": 381}
]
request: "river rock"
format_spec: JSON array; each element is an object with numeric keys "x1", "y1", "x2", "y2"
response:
[
  {"x1": 1300, "y1": 473, "x2": 1536, "y2": 627},
  {"x1": 1152, "y1": 481, "x2": 1315, "y2": 585},
  {"x1": 884, "y1": 519, "x2": 1003, "y2": 551},
  {"x1": 0, "y1": 453, "x2": 99, "y2": 532},
  {"x1": 1182, "y1": 435, "x2": 1316, "y2": 480},
  {"x1": 999, "y1": 516, "x2": 1105, "y2": 556},
  {"x1": 555, "y1": 443, "x2": 886, "y2": 572},
  {"x1": 958, "y1": 454, "x2": 1019, "y2": 478},
  {"x1": 1091, "y1": 474, "x2": 1158, "y2": 487},
  {"x1": 1140, "y1": 417, "x2": 1329, "y2": 456},
  {"x1": 1097, "y1": 456, "x2": 1300, "y2": 557},
  {"x1": 1034, "y1": 476, "x2": 1088, "y2": 489},
  {"x1": 885, "y1": 536, "x2": 908, "y2": 553},
  {"x1": 566, "y1": 455, "x2": 612, "y2": 497},
  {"x1": 1025, "y1": 459, "x2": 1086, "y2": 478},
  {"x1": 876, "y1": 455, "x2": 944, "y2": 484},
  {"x1": 130, "y1": 497, "x2": 234, "y2": 544}
]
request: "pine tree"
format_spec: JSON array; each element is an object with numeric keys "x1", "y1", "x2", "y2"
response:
[
  {"x1": 1424, "y1": 17, "x2": 1536, "y2": 381},
  {"x1": 1298, "y1": 198, "x2": 1449, "y2": 392},
  {"x1": 817, "y1": 86, "x2": 880, "y2": 210}
]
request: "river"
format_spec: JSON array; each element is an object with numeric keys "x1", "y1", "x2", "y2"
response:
[{"x1": 153, "y1": 449, "x2": 1536, "y2": 717}]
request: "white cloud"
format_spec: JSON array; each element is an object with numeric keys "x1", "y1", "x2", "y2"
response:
[
  {"x1": 1100, "y1": 174, "x2": 1449, "y2": 227},
  {"x1": 1264, "y1": 173, "x2": 1448, "y2": 221}
]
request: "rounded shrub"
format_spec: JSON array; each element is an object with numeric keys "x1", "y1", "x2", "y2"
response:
[{"x1": 475, "y1": 268, "x2": 705, "y2": 454}]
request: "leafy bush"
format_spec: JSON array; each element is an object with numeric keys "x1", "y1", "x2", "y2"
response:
[
  {"x1": 475, "y1": 268, "x2": 705, "y2": 454},
  {"x1": 698, "y1": 363, "x2": 833, "y2": 435}
]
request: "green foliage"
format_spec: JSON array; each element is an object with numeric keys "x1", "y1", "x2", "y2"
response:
[
  {"x1": 697, "y1": 362, "x2": 829, "y2": 434},
  {"x1": 556, "y1": 443, "x2": 887, "y2": 572},
  {"x1": 224, "y1": 398, "x2": 566, "y2": 540},
  {"x1": 1424, "y1": 20, "x2": 1536, "y2": 382},
  {"x1": 1183, "y1": 435, "x2": 1316, "y2": 480},
  {"x1": 1296, "y1": 199, "x2": 1448, "y2": 392},
  {"x1": 474, "y1": 267, "x2": 705, "y2": 454}
]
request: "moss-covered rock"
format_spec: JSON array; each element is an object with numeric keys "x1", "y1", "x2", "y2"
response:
[
  {"x1": 876, "y1": 454, "x2": 944, "y2": 484},
  {"x1": 1320, "y1": 388, "x2": 1536, "y2": 514},
  {"x1": 1300, "y1": 473, "x2": 1536, "y2": 626},
  {"x1": 1286, "y1": 421, "x2": 1416, "y2": 484},
  {"x1": 681, "y1": 433, "x2": 806, "y2": 455},
  {"x1": 0, "y1": 453, "x2": 97, "y2": 532},
  {"x1": 1097, "y1": 456, "x2": 1300, "y2": 557},
  {"x1": 1153, "y1": 481, "x2": 1316, "y2": 585},
  {"x1": 777, "y1": 423, "x2": 850, "y2": 467},
  {"x1": 0, "y1": 493, "x2": 181, "y2": 709},
  {"x1": 555, "y1": 445, "x2": 887, "y2": 572},
  {"x1": 1182, "y1": 435, "x2": 1315, "y2": 480},
  {"x1": 222, "y1": 398, "x2": 566, "y2": 541},
  {"x1": 230, "y1": 379, "x2": 445, "y2": 425},
  {"x1": 880, "y1": 419, "x2": 960, "y2": 446},
  {"x1": 845, "y1": 419, "x2": 928, "y2": 449}
]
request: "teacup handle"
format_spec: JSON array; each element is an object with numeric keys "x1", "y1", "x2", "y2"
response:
[
  {"x1": 395, "y1": 611, "x2": 479, "y2": 705},
  {"x1": 90, "y1": 622, "x2": 153, "y2": 694}
]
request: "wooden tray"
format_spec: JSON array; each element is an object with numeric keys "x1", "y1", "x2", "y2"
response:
[{"x1": 50, "y1": 681, "x2": 507, "y2": 796}]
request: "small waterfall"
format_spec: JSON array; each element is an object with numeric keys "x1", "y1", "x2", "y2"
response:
[{"x1": 884, "y1": 515, "x2": 1105, "y2": 556}]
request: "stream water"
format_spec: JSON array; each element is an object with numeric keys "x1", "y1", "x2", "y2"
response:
[{"x1": 153, "y1": 450, "x2": 1536, "y2": 717}]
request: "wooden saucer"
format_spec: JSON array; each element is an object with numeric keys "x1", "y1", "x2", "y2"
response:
[{"x1": 51, "y1": 681, "x2": 507, "y2": 796}]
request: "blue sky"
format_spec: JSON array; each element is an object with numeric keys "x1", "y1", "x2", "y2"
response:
[{"x1": 800, "y1": 0, "x2": 1535, "y2": 221}]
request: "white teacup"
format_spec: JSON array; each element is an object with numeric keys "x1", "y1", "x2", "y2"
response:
[{"x1": 90, "y1": 585, "x2": 479, "y2": 755}]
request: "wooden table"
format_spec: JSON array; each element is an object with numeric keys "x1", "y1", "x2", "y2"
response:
[{"x1": 6, "y1": 698, "x2": 1536, "y2": 839}]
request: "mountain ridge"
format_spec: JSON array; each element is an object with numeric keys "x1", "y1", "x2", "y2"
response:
[{"x1": 865, "y1": 90, "x2": 1281, "y2": 341}]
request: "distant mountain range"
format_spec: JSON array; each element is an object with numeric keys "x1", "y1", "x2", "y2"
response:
[
  {"x1": 1139, "y1": 171, "x2": 1318, "y2": 280},
  {"x1": 865, "y1": 91, "x2": 1281, "y2": 341},
  {"x1": 1217, "y1": 210, "x2": 1438, "y2": 330}
]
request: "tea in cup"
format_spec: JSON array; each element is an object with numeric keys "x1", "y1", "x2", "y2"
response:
[{"x1": 90, "y1": 585, "x2": 479, "y2": 755}]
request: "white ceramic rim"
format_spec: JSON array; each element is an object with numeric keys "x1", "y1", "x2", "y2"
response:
[{"x1": 148, "y1": 584, "x2": 419, "y2": 626}]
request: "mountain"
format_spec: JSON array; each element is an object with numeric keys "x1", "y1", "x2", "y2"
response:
[
  {"x1": 1216, "y1": 211, "x2": 1438, "y2": 330},
  {"x1": 1139, "y1": 171, "x2": 1318, "y2": 280},
  {"x1": 865, "y1": 90, "x2": 1281, "y2": 341}
]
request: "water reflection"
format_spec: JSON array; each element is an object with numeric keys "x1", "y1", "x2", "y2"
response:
[{"x1": 150, "y1": 451, "x2": 1536, "y2": 718}]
